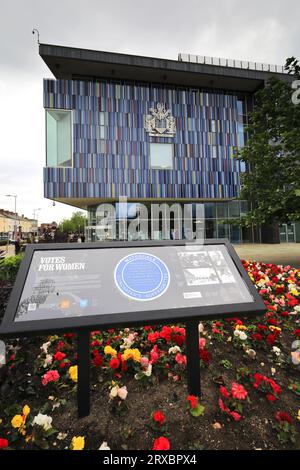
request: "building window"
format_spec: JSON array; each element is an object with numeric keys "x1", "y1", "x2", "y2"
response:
[
  {"x1": 210, "y1": 119, "x2": 217, "y2": 133},
  {"x1": 46, "y1": 109, "x2": 72, "y2": 167},
  {"x1": 99, "y1": 112, "x2": 105, "y2": 139},
  {"x1": 150, "y1": 143, "x2": 173, "y2": 169},
  {"x1": 211, "y1": 145, "x2": 217, "y2": 158}
]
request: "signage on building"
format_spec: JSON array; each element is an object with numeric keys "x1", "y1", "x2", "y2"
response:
[{"x1": 144, "y1": 103, "x2": 176, "y2": 137}]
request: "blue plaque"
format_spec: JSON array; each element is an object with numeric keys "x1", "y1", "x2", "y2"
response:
[{"x1": 114, "y1": 252, "x2": 170, "y2": 301}]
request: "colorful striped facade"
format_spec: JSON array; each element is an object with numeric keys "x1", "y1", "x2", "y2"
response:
[{"x1": 43, "y1": 79, "x2": 246, "y2": 201}]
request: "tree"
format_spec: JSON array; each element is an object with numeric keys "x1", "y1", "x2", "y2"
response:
[
  {"x1": 59, "y1": 211, "x2": 87, "y2": 234},
  {"x1": 237, "y1": 58, "x2": 300, "y2": 226}
]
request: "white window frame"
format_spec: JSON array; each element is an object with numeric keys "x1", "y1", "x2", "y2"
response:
[{"x1": 45, "y1": 108, "x2": 73, "y2": 168}]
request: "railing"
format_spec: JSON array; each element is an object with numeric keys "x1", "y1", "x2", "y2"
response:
[{"x1": 178, "y1": 53, "x2": 287, "y2": 74}]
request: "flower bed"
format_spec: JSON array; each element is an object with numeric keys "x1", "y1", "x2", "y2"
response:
[{"x1": 0, "y1": 260, "x2": 300, "y2": 450}]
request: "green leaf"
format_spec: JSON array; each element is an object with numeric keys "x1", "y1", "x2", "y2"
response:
[{"x1": 190, "y1": 404, "x2": 205, "y2": 417}]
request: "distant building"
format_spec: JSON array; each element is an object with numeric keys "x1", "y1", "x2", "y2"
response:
[
  {"x1": 39, "y1": 221, "x2": 58, "y2": 234},
  {"x1": 0, "y1": 209, "x2": 37, "y2": 238}
]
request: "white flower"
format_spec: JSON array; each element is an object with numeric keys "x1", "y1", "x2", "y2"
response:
[
  {"x1": 168, "y1": 346, "x2": 181, "y2": 355},
  {"x1": 198, "y1": 323, "x2": 204, "y2": 333},
  {"x1": 109, "y1": 386, "x2": 118, "y2": 399},
  {"x1": 57, "y1": 432, "x2": 68, "y2": 440},
  {"x1": 271, "y1": 367, "x2": 276, "y2": 375},
  {"x1": 272, "y1": 346, "x2": 281, "y2": 356},
  {"x1": 40, "y1": 341, "x2": 51, "y2": 354},
  {"x1": 99, "y1": 441, "x2": 111, "y2": 450},
  {"x1": 32, "y1": 413, "x2": 53, "y2": 431},
  {"x1": 294, "y1": 305, "x2": 300, "y2": 312},
  {"x1": 246, "y1": 349, "x2": 256, "y2": 359},
  {"x1": 239, "y1": 332, "x2": 247, "y2": 341},
  {"x1": 43, "y1": 354, "x2": 53, "y2": 368},
  {"x1": 144, "y1": 363, "x2": 152, "y2": 377},
  {"x1": 234, "y1": 330, "x2": 241, "y2": 337}
]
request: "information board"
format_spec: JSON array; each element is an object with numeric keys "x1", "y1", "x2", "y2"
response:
[{"x1": 0, "y1": 240, "x2": 265, "y2": 337}]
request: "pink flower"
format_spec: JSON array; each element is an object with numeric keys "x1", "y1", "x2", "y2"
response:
[
  {"x1": 175, "y1": 353, "x2": 187, "y2": 366},
  {"x1": 41, "y1": 370, "x2": 60, "y2": 386},
  {"x1": 141, "y1": 356, "x2": 149, "y2": 368},
  {"x1": 199, "y1": 338, "x2": 206, "y2": 350},
  {"x1": 231, "y1": 382, "x2": 248, "y2": 400},
  {"x1": 117, "y1": 386, "x2": 128, "y2": 400}
]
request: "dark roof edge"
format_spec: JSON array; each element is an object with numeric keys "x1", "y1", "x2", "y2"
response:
[{"x1": 39, "y1": 43, "x2": 293, "y2": 83}]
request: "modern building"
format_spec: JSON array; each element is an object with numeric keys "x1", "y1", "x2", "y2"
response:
[{"x1": 40, "y1": 44, "x2": 298, "y2": 243}]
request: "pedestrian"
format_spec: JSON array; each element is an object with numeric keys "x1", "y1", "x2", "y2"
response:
[{"x1": 15, "y1": 236, "x2": 21, "y2": 255}]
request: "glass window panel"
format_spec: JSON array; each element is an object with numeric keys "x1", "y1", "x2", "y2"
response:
[
  {"x1": 216, "y1": 203, "x2": 228, "y2": 219},
  {"x1": 211, "y1": 146, "x2": 217, "y2": 158},
  {"x1": 46, "y1": 110, "x2": 72, "y2": 167},
  {"x1": 205, "y1": 203, "x2": 216, "y2": 219},
  {"x1": 150, "y1": 143, "x2": 173, "y2": 169},
  {"x1": 205, "y1": 219, "x2": 217, "y2": 238},
  {"x1": 217, "y1": 222, "x2": 229, "y2": 238},
  {"x1": 99, "y1": 112, "x2": 105, "y2": 126},
  {"x1": 240, "y1": 200, "x2": 248, "y2": 216},
  {"x1": 237, "y1": 122, "x2": 244, "y2": 133},
  {"x1": 230, "y1": 225, "x2": 241, "y2": 243},
  {"x1": 237, "y1": 100, "x2": 244, "y2": 115},
  {"x1": 228, "y1": 201, "x2": 240, "y2": 218},
  {"x1": 238, "y1": 133, "x2": 245, "y2": 148},
  {"x1": 100, "y1": 126, "x2": 105, "y2": 139}
]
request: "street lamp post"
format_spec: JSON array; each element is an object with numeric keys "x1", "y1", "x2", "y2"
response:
[
  {"x1": 5, "y1": 194, "x2": 17, "y2": 240},
  {"x1": 33, "y1": 208, "x2": 41, "y2": 241}
]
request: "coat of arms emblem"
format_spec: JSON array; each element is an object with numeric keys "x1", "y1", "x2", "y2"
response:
[{"x1": 144, "y1": 103, "x2": 176, "y2": 137}]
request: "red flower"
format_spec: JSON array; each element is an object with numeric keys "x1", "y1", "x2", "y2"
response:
[
  {"x1": 92, "y1": 351, "x2": 103, "y2": 367},
  {"x1": 293, "y1": 329, "x2": 300, "y2": 338},
  {"x1": 109, "y1": 357, "x2": 120, "y2": 369},
  {"x1": 220, "y1": 386, "x2": 230, "y2": 399},
  {"x1": 148, "y1": 332, "x2": 160, "y2": 343},
  {"x1": 153, "y1": 436, "x2": 170, "y2": 450},
  {"x1": 64, "y1": 333, "x2": 75, "y2": 339},
  {"x1": 231, "y1": 382, "x2": 248, "y2": 400},
  {"x1": 187, "y1": 395, "x2": 198, "y2": 409},
  {"x1": 266, "y1": 393, "x2": 276, "y2": 402},
  {"x1": 153, "y1": 411, "x2": 166, "y2": 425},
  {"x1": 266, "y1": 334, "x2": 277, "y2": 345},
  {"x1": 275, "y1": 412, "x2": 292, "y2": 424},
  {"x1": 218, "y1": 398, "x2": 229, "y2": 413},
  {"x1": 199, "y1": 349, "x2": 211, "y2": 364},
  {"x1": 159, "y1": 326, "x2": 172, "y2": 342},
  {"x1": 230, "y1": 411, "x2": 241, "y2": 421},
  {"x1": 269, "y1": 379, "x2": 281, "y2": 396},
  {"x1": 0, "y1": 438, "x2": 8, "y2": 449},
  {"x1": 53, "y1": 351, "x2": 66, "y2": 362},
  {"x1": 251, "y1": 333, "x2": 263, "y2": 341}
]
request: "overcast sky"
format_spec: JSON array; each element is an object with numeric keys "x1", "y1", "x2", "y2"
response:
[{"x1": 0, "y1": 0, "x2": 299, "y2": 224}]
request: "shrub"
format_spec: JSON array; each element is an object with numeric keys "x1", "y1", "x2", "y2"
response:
[{"x1": 0, "y1": 254, "x2": 23, "y2": 282}]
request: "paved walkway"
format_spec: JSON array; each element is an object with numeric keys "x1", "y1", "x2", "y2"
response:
[{"x1": 235, "y1": 243, "x2": 300, "y2": 268}]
